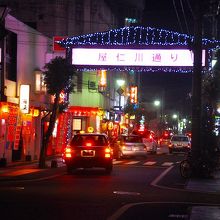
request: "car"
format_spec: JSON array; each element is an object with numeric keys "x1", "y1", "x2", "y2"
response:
[
  {"x1": 112, "y1": 134, "x2": 148, "y2": 159},
  {"x1": 141, "y1": 130, "x2": 158, "y2": 154},
  {"x1": 168, "y1": 134, "x2": 191, "y2": 153},
  {"x1": 142, "y1": 134, "x2": 158, "y2": 154},
  {"x1": 62, "y1": 133, "x2": 113, "y2": 174},
  {"x1": 159, "y1": 136, "x2": 171, "y2": 147},
  {"x1": 159, "y1": 130, "x2": 173, "y2": 146},
  {"x1": 131, "y1": 130, "x2": 158, "y2": 154}
]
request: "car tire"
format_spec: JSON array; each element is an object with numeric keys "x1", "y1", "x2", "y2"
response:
[
  {"x1": 152, "y1": 150, "x2": 157, "y2": 154},
  {"x1": 149, "y1": 145, "x2": 156, "y2": 154},
  {"x1": 67, "y1": 166, "x2": 76, "y2": 174},
  {"x1": 169, "y1": 148, "x2": 173, "y2": 154},
  {"x1": 105, "y1": 165, "x2": 113, "y2": 174},
  {"x1": 66, "y1": 166, "x2": 72, "y2": 174},
  {"x1": 117, "y1": 151, "x2": 124, "y2": 160}
]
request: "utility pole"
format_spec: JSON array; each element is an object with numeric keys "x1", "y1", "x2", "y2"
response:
[
  {"x1": 191, "y1": 0, "x2": 203, "y2": 161},
  {"x1": 209, "y1": 0, "x2": 220, "y2": 40}
]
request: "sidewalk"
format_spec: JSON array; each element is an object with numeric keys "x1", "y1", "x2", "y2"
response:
[
  {"x1": 0, "y1": 155, "x2": 65, "y2": 181},
  {"x1": 187, "y1": 170, "x2": 220, "y2": 220}
]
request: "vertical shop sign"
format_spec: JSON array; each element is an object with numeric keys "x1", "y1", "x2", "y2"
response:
[
  {"x1": 14, "y1": 112, "x2": 22, "y2": 150},
  {"x1": 56, "y1": 113, "x2": 72, "y2": 152},
  {"x1": 19, "y1": 85, "x2": 30, "y2": 114},
  {"x1": 6, "y1": 104, "x2": 18, "y2": 146}
]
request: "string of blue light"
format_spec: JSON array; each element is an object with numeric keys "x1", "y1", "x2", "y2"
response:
[{"x1": 59, "y1": 26, "x2": 220, "y2": 73}]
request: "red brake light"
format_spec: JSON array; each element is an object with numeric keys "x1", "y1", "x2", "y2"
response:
[
  {"x1": 64, "y1": 147, "x2": 72, "y2": 158},
  {"x1": 86, "y1": 142, "x2": 92, "y2": 147}
]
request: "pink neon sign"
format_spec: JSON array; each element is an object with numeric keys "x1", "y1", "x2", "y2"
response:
[{"x1": 72, "y1": 48, "x2": 206, "y2": 67}]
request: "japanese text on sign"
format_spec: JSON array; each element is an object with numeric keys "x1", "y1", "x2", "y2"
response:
[{"x1": 72, "y1": 48, "x2": 206, "y2": 67}]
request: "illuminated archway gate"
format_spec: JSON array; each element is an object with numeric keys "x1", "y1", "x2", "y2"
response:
[
  {"x1": 58, "y1": 26, "x2": 220, "y2": 142},
  {"x1": 61, "y1": 26, "x2": 220, "y2": 73}
]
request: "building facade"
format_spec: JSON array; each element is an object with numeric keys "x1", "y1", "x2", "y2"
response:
[
  {"x1": 0, "y1": 1, "x2": 145, "y2": 165},
  {"x1": 0, "y1": 13, "x2": 54, "y2": 165}
]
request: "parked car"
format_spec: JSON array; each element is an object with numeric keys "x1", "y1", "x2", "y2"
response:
[
  {"x1": 112, "y1": 134, "x2": 148, "y2": 159},
  {"x1": 168, "y1": 134, "x2": 191, "y2": 153},
  {"x1": 62, "y1": 133, "x2": 113, "y2": 174}
]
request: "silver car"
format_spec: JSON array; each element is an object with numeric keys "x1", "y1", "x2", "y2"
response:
[
  {"x1": 113, "y1": 135, "x2": 147, "y2": 159},
  {"x1": 168, "y1": 135, "x2": 191, "y2": 153}
]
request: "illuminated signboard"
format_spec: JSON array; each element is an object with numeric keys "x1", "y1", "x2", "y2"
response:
[
  {"x1": 130, "y1": 86, "x2": 138, "y2": 104},
  {"x1": 19, "y1": 84, "x2": 30, "y2": 114},
  {"x1": 98, "y1": 70, "x2": 107, "y2": 86},
  {"x1": 72, "y1": 48, "x2": 206, "y2": 67}
]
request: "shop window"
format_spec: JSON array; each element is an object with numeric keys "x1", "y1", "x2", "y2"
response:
[{"x1": 73, "y1": 118, "x2": 82, "y2": 131}]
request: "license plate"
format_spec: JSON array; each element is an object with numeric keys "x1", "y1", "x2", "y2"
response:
[{"x1": 81, "y1": 150, "x2": 95, "y2": 157}]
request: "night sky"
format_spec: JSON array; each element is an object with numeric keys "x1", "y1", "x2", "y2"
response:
[{"x1": 140, "y1": 0, "x2": 194, "y2": 116}]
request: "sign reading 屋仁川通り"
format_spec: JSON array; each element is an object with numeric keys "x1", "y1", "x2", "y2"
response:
[{"x1": 71, "y1": 48, "x2": 206, "y2": 67}]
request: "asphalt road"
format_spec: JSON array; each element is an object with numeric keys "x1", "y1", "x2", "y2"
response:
[{"x1": 0, "y1": 151, "x2": 220, "y2": 220}]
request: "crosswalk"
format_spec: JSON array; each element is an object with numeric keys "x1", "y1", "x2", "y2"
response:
[
  {"x1": 113, "y1": 159, "x2": 181, "y2": 167},
  {"x1": 50, "y1": 157, "x2": 181, "y2": 168}
]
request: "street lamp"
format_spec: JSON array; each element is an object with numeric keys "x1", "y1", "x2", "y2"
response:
[
  {"x1": 172, "y1": 114, "x2": 178, "y2": 119},
  {"x1": 154, "y1": 99, "x2": 164, "y2": 136},
  {"x1": 153, "y1": 99, "x2": 162, "y2": 120},
  {"x1": 154, "y1": 100, "x2": 160, "y2": 107},
  {"x1": 172, "y1": 113, "x2": 179, "y2": 133}
]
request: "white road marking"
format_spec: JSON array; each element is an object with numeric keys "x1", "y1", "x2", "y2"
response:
[
  {"x1": 162, "y1": 162, "x2": 173, "y2": 166},
  {"x1": 113, "y1": 161, "x2": 123, "y2": 164},
  {"x1": 151, "y1": 166, "x2": 174, "y2": 187},
  {"x1": 143, "y1": 161, "x2": 156, "y2": 166},
  {"x1": 125, "y1": 161, "x2": 139, "y2": 165},
  {"x1": 113, "y1": 191, "x2": 140, "y2": 195},
  {"x1": 168, "y1": 214, "x2": 188, "y2": 218}
]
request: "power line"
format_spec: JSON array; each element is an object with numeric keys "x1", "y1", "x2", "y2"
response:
[
  {"x1": 172, "y1": 0, "x2": 184, "y2": 32},
  {"x1": 185, "y1": 0, "x2": 195, "y2": 18},
  {"x1": 180, "y1": 0, "x2": 190, "y2": 34}
]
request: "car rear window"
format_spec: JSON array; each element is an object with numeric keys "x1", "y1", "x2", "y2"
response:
[
  {"x1": 122, "y1": 136, "x2": 142, "y2": 143},
  {"x1": 171, "y1": 136, "x2": 189, "y2": 142},
  {"x1": 71, "y1": 135, "x2": 108, "y2": 146}
]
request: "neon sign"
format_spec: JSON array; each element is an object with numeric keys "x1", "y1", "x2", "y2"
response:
[{"x1": 72, "y1": 48, "x2": 206, "y2": 67}]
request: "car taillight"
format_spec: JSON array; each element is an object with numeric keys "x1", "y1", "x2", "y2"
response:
[
  {"x1": 64, "y1": 147, "x2": 72, "y2": 158},
  {"x1": 105, "y1": 147, "x2": 112, "y2": 158}
]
